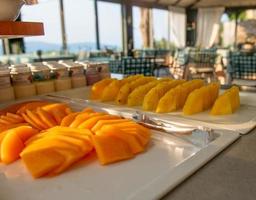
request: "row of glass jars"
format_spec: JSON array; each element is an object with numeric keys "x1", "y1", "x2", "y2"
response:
[{"x1": 0, "y1": 61, "x2": 110, "y2": 102}]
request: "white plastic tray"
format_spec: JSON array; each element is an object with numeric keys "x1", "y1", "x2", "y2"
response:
[{"x1": 0, "y1": 129, "x2": 239, "y2": 200}]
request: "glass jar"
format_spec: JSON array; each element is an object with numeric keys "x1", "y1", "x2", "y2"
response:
[
  {"x1": 59, "y1": 61, "x2": 86, "y2": 88},
  {"x1": 28, "y1": 62, "x2": 51, "y2": 81},
  {"x1": 43, "y1": 61, "x2": 71, "y2": 91},
  {"x1": 97, "y1": 62, "x2": 111, "y2": 79},
  {"x1": 28, "y1": 62, "x2": 55, "y2": 95},
  {"x1": 0, "y1": 65, "x2": 11, "y2": 88},
  {"x1": 0, "y1": 64, "x2": 15, "y2": 102},
  {"x1": 86, "y1": 64, "x2": 101, "y2": 86},
  {"x1": 10, "y1": 64, "x2": 32, "y2": 85},
  {"x1": 43, "y1": 61, "x2": 69, "y2": 79},
  {"x1": 10, "y1": 64, "x2": 36, "y2": 99}
]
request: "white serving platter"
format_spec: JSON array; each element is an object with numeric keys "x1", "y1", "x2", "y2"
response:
[
  {"x1": 45, "y1": 87, "x2": 256, "y2": 135},
  {"x1": 0, "y1": 129, "x2": 239, "y2": 200},
  {"x1": 0, "y1": 94, "x2": 240, "y2": 200}
]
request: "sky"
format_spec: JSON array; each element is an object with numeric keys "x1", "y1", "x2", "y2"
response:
[{"x1": 20, "y1": 0, "x2": 169, "y2": 51}]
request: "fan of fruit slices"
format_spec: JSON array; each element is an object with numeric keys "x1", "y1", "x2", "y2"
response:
[{"x1": 0, "y1": 100, "x2": 151, "y2": 178}]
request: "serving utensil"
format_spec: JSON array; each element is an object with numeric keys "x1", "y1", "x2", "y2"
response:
[{"x1": 131, "y1": 111, "x2": 217, "y2": 147}]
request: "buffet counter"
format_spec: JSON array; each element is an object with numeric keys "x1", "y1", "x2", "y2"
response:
[{"x1": 54, "y1": 88, "x2": 256, "y2": 200}]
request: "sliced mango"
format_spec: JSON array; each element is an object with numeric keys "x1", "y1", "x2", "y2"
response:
[
  {"x1": 21, "y1": 147, "x2": 65, "y2": 178},
  {"x1": 69, "y1": 112, "x2": 105, "y2": 128},
  {"x1": 90, "y1": 78, "x2": 114, "y2": 100},
  {"x1": 92, "y1": 134, "x2": 134, "y2": 165},
  {"x1": 97, "y1": 126, "x2": 144, "y2": 154},
  {"x1": 26, "y1": 110, "x2": 49, "y2": 130},
  {"x1": 16, "y1": 101, "x2": 51, "y2": 114},
  {"x1": 127, "y1": 81, "x2": 159, "y2": 106},
  {"x1": 1, "y1": 131, "x2": 24, "y2": 164},
  {"x1": 78, "y1": 115, "x2": 120, "y2": 129},
  {"x1": 142, "y1": 80, "x2": 185, "y2": 111},
  {"x1": 101, "y1": 80, "x2": 124, "y2": 102},
  {"x1": 91, "y1": 119, "x2": 131, "y2": 133},
  {"x1": 36, "y1": 107, "x2": 57, "y2": 128},
  {"x1": 183, "y1": 83, "x2": 220, "y2": 115},
  {"x1": 60, "y1": 112, "x2": 80, "y2": 127},
  {"x1": 211, "y1": 86, "x2": 240, "y2": 115}
]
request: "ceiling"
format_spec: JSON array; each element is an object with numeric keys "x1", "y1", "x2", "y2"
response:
[{"x1": 126, "y1": 0, "x2": 256, "y2": 8}]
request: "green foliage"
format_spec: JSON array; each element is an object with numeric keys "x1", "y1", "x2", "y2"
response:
[
  {"x1": 227, "y1": 10, "x2": 247, "y2": 21},
  {"x1": 153, "y1": 38, "x2": 176, "y2": 50}
]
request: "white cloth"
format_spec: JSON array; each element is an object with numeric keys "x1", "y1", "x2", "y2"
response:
[
  {"x1": 223, "y1": 21, "x2": 236, "y2": 47},
  {"x1": 169, "y1": 6, "x2": 186, "y2": 48},
  {"x1": 196, "y1": 7, "x2": 225, "y2": 48}
]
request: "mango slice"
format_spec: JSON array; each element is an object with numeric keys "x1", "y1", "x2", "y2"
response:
[
  {"x1": 21, "y1": 113, "x2": 42, "y2": 130},
  {"x1": 183, "y1": 89, "x2": 204, "y2": 115},
  {"x1": 115, "y1": 77, "x2": 156, "y2": 105},
  {"x1": 142, "y1": 80, "x2": 185, "y2": 111},
  {"x1": 156, "y1": 79, "x2": 204, "y2": 113},
  {"x1": 78, "y1": 115, "x2": 120, "y2": 129},
  {"x1": 183, "y1": 82, "x2": 220, "y2": 115},
  {"x1": 69, "y1": 112, "x2": 105, "y2": 128},
  {"x1": 127, "y1": 81, "x2": 159, "y2": 106},
  {"x1": 90, "y1": 78, "x2": 114, "y2": 100},
  {"x1": 211, "y1": 86, "x2": 240, "y2": 115},
  {"x1": 91, "y1": 119, "x2": 131, "y2": 133},
  {"x1": 26, "y1": 110, "x2": 49, "y2": 130},
  {"x1": 92, "y1": 134, "x2": 134, "y2": 165},
  {"x1": 98, "y1": 126, "x2": 144, "y2": 154},
  {"x1": 17, "y1": 101, "x2": 51, "y2": 114},
  {"x1": 101, "y1": 80, "x2": 124, "y2": 102},
  {"x1": 0, "y1": 126, "x2": 38, "y2": 163},
  {"x1": 21, "y1": 147, "x2": 65, "y2": 178},
  {"x1": 1, "y1": 131, "x2": 24, "y2": 164},
  {"x1": 60, "y1": 112, "x2": 80, "y2": 127}
]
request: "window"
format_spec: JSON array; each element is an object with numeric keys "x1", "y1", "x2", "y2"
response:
[
  {"x1": 21, "y1": 0, "x2": 62, "y2": 53},
  {"x1": 133, "y1": 6, "x2": 143, "y2": 49},
  {"x1": 152, "y1": 9, "x2": 169, "y2": 49},
  {"x1": 98, "y1": 1, "x2": 122, "y2": 51},
  {"x1": 64, "y1": 0, "x2": 96, "y2": 52},
  {"x1": 0, "y1": 40, "x2": 3, "y2": 55}
]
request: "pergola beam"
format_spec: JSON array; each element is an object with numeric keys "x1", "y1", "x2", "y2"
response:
[
  {"x1": 98, "y1": 0, "x2": 168, "y2": 10},
  {"x1": 187, "y1": 0, "x2": 202, "y2": 8},
  {"x1": 94, "y1": 0, "x2": 100, "y2": 50},
  {"x1": 172, "y1": 0, "x2": 183, "y2": 6}
]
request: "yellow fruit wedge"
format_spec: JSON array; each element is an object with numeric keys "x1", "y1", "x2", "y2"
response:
[
  {"x1": 122, "y1": 75, "x2": 144, "y2": 84},
  {"x1": 156, "y1": 80, "x2": 203, "y2": 113},
  {"x1": 227, "y1": 86, "x2": 240, "y2": 111},
  {"x1": 211, "y1": 95, "x2": 233, "y2": 115},
  {"x1": 178, "y1": 79, "x2": 204, "y2": 108},
  {"x1": 129, "y1": 76, "x2": 156, "y2": 90},
  {"x1": 115, "y1": 83, "x2": 131, "y2": 105},
  {"x1": 116, "y1": 76, "x2": 156, "y2": 105},
  {"x1": 183, "y1": 83, "x2": 220, "y2": 115},
  {"x1": 101, "y1": 80, "x2": 124, "y2": 102},
  {"x1": 183, "y1": 89, "x2": 204, "y2": 115},
  {"x1": 209, "y1": 82, "x2": 220, "y2": 105},
  {"x1": 211, "y1": 86, "x2": 240, "y2": 115},
  {"x1": 92, "y1": 134, "x2": 134, "y2": 165},
  {"x1": 156, "y1": 86, "x2": 181, "y2": 113},
  {"x1": 90, "y1": 78, "x2": 115, "y2": 100},
  {"x1": 143, "y1": 80, "x2": 185, "y2": 111},
  {"x1": 127, "y1": 81, "x2": 159, "y2": 106}
]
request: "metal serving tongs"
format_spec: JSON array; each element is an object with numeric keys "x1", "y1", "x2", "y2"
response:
[
  {"x1": 132, "y1": 111, "x2": 217, "y2": 148},
  {"x1": 44, "y1": 94, "x2": 217, "y2": 148}
]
